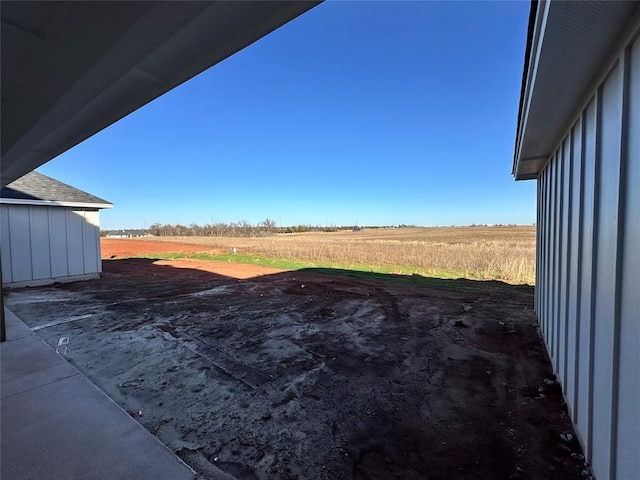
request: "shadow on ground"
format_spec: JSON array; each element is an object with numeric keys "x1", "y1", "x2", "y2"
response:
[{"x1": 5, "y1": 258, "x2": 585, "y2": 480}]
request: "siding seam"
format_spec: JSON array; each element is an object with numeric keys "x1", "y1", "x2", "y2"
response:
[
  {"x1": 47, "y1": 208, "x2": 53, "y2": 278},
  {"x1": 29, "y1": 207, "x2": 35, "y2": 280},
  {"x1": 546, "y1": 166, "x2": 552, "y2": 342},
  {"x1": 559, "y1": 140, "x2": 567, "y2": 386},
  {"x1": 4, "y1": 207, "x2": 13, "y2": 282},
  {"x1": 608, "y1": 46, "x2": 631, "y2": 480},
  {"x1": 573, "y1": 112, "x2": 586, "y2": 425},
  {"x1": 563, "y1": 135, "x2": 573, "y2": 395},
  {"x1": 65, "y1": 209, "x2": 71, "y2": 275},
  {"x1": 47, "y1": 207, "x2": 53, "y2": 277},
  {"x1": 553, "y1": 151, "x2": 559, "y2": 361},
  {"x1": 81, "y1": 211, "x2": 86, "y2": 274},
  {"x1": 586, "y1": 84, "x2": 603, "y2": 463}
]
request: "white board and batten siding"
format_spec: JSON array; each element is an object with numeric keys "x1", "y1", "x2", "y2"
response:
[
  {"x1": 1, "y1": 204, "x2": 102, "y2": 287},
  {"x1": 535, "y1": 32, "x2": 640, "y2": 480}
]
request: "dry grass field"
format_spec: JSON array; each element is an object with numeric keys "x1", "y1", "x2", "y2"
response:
[{"x1": 121, "y1": 226, "x2": 536, "y2": 285}]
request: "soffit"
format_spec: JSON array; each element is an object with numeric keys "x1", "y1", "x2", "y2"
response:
[
  {"x1": 513, "y1": 1, "x2": 640, "y2": 180},
  {"x1": 1, "y1": 1, "x2": 320, "y2": 186}
]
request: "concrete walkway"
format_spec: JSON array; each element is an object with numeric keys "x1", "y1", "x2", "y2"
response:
[{"x1": 1, "y1": 308, "x2": 196, "y2": 480}]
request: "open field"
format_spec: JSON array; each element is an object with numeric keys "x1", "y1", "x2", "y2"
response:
[
  {"x1": 6, "y1": 258, "x2": 587, "y2": 480},
  {"x1": 103, "y1": 226, "x2": 536, "y2": 285}
]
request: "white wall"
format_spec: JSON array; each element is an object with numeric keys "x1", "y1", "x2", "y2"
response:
[
  {"x1": 1, "y1": 205, "x2": 102, "y2": 287},
  {"x1": 536, "y1": 34, "x2": 640, "y2": 480}
]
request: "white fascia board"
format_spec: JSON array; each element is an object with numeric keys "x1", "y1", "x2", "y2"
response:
[
  {"x1": 0, "y1": 198, "x2": 113, "y2": 209},
  {"x1": 515, "y1": 1, "x2": 550, "y2": 169}
]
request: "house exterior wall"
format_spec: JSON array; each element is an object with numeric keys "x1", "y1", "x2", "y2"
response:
[
  {"x1": 535, "y1": 33, "x2": 640, "y2": 480},
  {"x1": 1, "y1": 205, "x2": 102, "y2": 287}
]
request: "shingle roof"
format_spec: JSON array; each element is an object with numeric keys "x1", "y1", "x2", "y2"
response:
[{"x1": 0, "y1": 171, "x2": 112, "y2": 207}]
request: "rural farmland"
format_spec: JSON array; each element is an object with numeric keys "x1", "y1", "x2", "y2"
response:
[{"x1": 102, "y1": 226, "x2": 536, "y2": 285}]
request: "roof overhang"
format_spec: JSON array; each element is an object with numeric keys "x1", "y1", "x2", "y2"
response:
[
  {"x1": 1, "y1": 1, "x2": 321, "y2": 187},
  {"x1": 512, "y1": 0, "x2": 640, "y2": 180},
  {"x1": 0, "y1": 198, "x2": 113, "y2": 210}
]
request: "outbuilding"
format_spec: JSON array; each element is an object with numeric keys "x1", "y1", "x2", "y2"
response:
[
  {"x1": 105, "y1": 229, "x2": 150, "y2": 238},
  {"x1": 1, "y1": 171, "x2": 112, "y2": 288},
  {"x1": 513, "y1": 2, "x2": 640, "y2": 479}
]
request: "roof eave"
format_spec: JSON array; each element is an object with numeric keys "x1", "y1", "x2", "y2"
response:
[
  {"x1": 0, "y1": 198, "x2": 113, "y2": 209},
  {"x1": 1, "y1": 1, "x2": 322, "y2": 187},
  {"x1": 512, "y1": 0, "x2": 640, "y2": 181}
]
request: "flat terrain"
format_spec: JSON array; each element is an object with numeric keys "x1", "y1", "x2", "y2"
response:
[
  {"x1": 5, "y1": 253, "x2": 588, "y2": 480},
  {"x1": 102, "y1": 226, "x2": 536, "y2": 284}
]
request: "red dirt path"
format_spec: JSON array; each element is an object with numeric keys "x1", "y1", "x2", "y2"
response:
[
  {"x1": 101, "y1": 238, "x2": 284, "y2": 279},
  {"x1": 101, "y1": 238, "x2": 210, "y2": 257}
]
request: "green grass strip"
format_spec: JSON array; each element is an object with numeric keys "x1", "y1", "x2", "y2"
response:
[{"x1": 119, "y1": 251, "x2": 532, "y2": 292}]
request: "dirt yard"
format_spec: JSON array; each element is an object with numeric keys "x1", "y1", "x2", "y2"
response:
[{"x1": 6, "y1": 248, "x2": 589, "y2": 479}]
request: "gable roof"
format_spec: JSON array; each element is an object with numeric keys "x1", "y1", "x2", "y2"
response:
[{"x1": 0, "y1": 171, "x2": 112, "y2": 209}]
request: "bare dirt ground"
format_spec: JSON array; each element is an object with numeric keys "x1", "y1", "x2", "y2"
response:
[
  {"x1": 101, "y1": 238, "x2": 285, "y2": 279},
  {"x1": 6, "y1": 247, "x2": 588, "y2": 479},
  {"x1": 102, "y1": 238, "x2": 221, "y2": 258}
]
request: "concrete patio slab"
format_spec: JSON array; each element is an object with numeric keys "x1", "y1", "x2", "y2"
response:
[{"x1": 1, "y1": 308, "x2": 196, "y2": 480}]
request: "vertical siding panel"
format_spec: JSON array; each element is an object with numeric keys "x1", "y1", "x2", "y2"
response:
[
  {"x1": 543, "y1": 168, "x2": 549, "y2": 329},
  {"x1": 82, "y1": 210, "x2": 100, "y2": 274},
  {"x1": 538, "y1": 172, "x2": 544, "y2": 326},
  {"x1": 9, "y1": 205, "x2": 33, "y2": 282},
  {"x1": 555, "y1": 152, "x2": 562, "y2": 363},
  {"x1": 556, "y1": 147, "x2": 565, "y2": 373},
  {"x1": 577, "y1": 97, "x2": 597, "y2": 457},
  {"x1": 567, "y1": 119, "x2": 583, "y2": 423},
  {"x1": 538, "y1": 168, "x2": 548, "y2": 318},
  {"x1": 559, "y1": 138, "x2": 571, "y2": 388},
  {"x1": 66, "y1": 210, "x2": 84, "y2": 275},
  {"x1": 545, "y1": 163, "x2": 553, "y2": 345},
  {"x1": 591, "y1": 62, "x2": 623, "y2": 480},
  {"x1": 1, "y1": 205, "x2": 13, "y2": 283},
  {"x1": 29, "y1": 206, "x2": 52, "y2": 280},
  {"x1": 536, "y1": 170, "x2": 544, "y2": 326},
  {"x1": 541, "y1": 168, "x2": 548, "y2": 337},
  {"x1": 545, "y1": 162, "x2": 552, "y2": 348},
  {"x1": 535, "y1": 179, "x2": 540, "y2": 313},
  {"x1": 550, "y1": 152, "x2": 560, "y2": 361},
  {"x1": 49, "y1": 208, "x2": 69, "y2": 278},
  {"x1": 615, "y1": 37, "x2": 640, "y2": 480},
  {"x1": 538, "y1": 168, "x2": 549, "y2": 318},
  {"x1": 93, "y1": 210, "x2": 103, "y2": 273}
]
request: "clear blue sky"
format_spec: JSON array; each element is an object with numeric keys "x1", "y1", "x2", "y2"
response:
[{"x1": 38, "y1": 0, "x2": 535, "y2": 229}]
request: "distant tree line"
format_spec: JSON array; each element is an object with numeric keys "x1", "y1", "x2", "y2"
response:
[
  {"x1": 102, "y1": 222, "x2": 531, "y2": 238},
  {"x1": 141, "y1": 221, "x2": 407, "y2": 237},
  {"x1": 147, "y1": 219, "x2": 278, "y2": 237}
]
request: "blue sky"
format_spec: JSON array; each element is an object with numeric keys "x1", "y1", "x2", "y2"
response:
[{"x1": 38, "y1": 1, "x2": 535, "y2": 229}]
